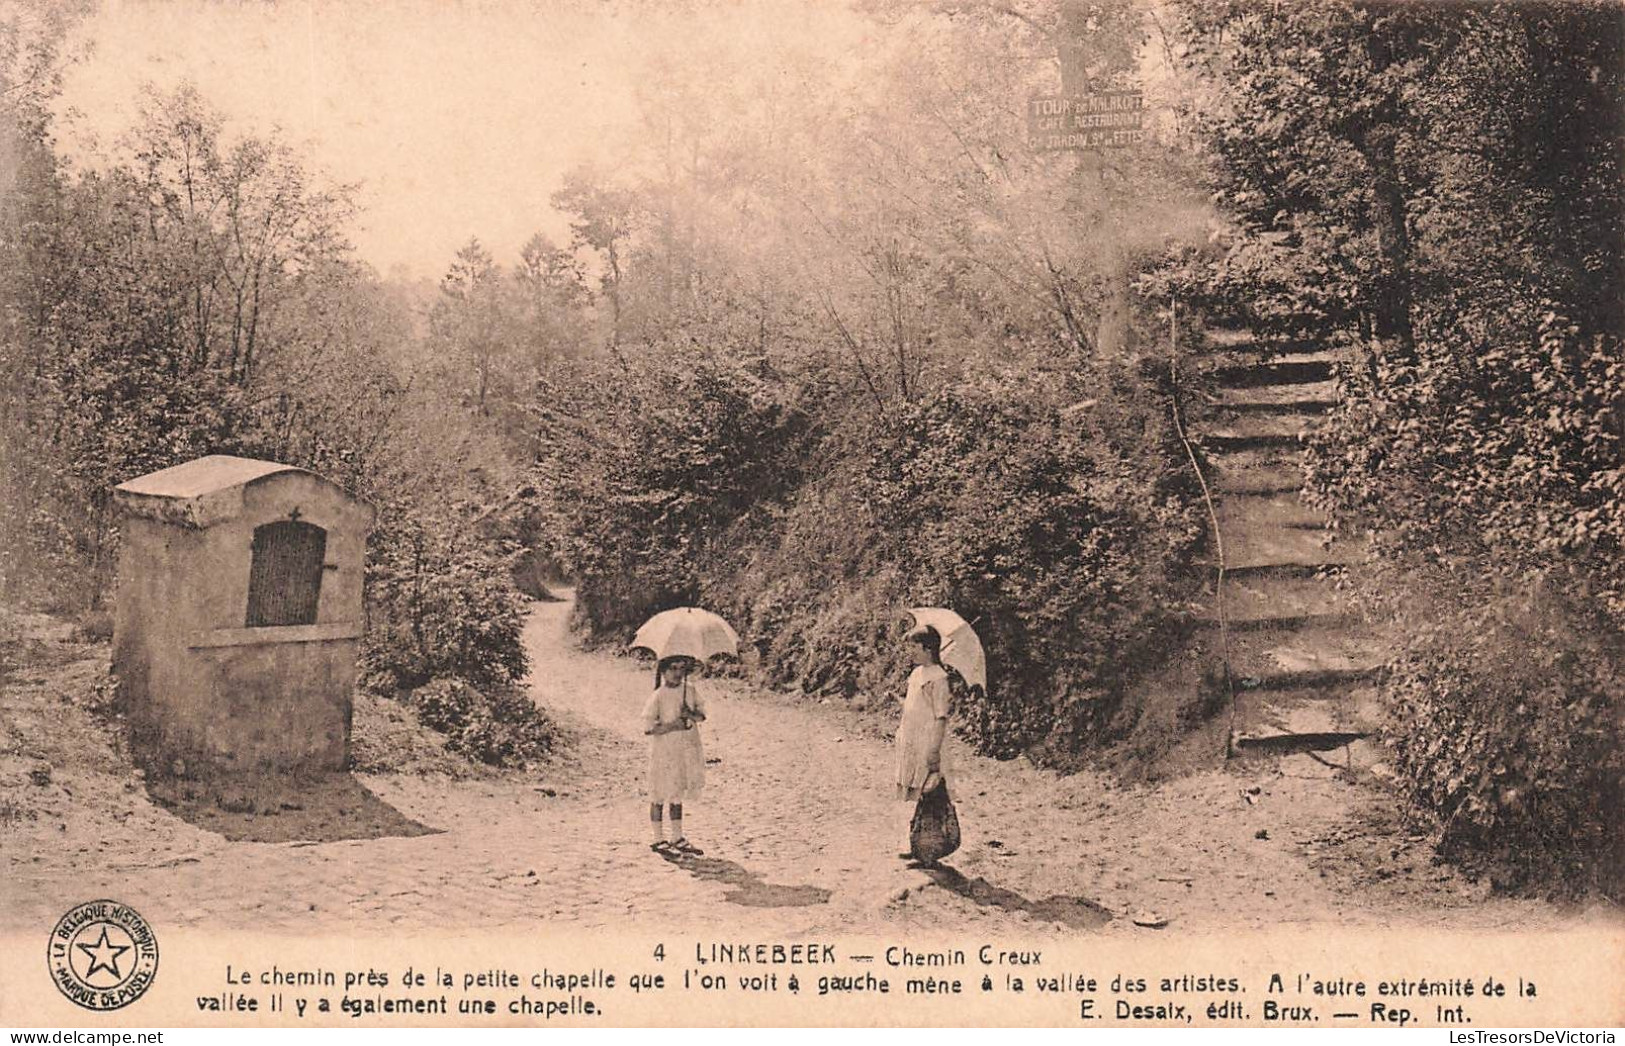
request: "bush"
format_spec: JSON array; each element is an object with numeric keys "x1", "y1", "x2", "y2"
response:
[
  {"x1": 361, "y1": 501, "x2": 530, "y2": 694},
  {"x1": 1307, "y1": 314, "x2": 1623, "y2": 626},
  {"x1": 711, "y1": 366, "x2": 1204, "y2": 761},
  {"x1": 1381, "y1": 583, "x2": 1623, "y2": 897},
  {"x1": 539, "y1": 340, "x2": 1203, "y2": 766},
  {"x1": 1301, "y1": 313, "x2": 1623, "y2": 896},
  {"x1": 409, "y1": 678, "x2": 557, "y2": 768},
  {"x1": 859, "y1": 372, "x2": 1202, "y2": 757},
  {"x1": 542, "y1": 350, "x2": 814, "y2": 642}
]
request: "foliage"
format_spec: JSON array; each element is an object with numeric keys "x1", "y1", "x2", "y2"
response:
[
  {"x1": 516, "y1": 1, "x2": 1215, "y2": 764},
  {"x1": 1169, "y1": 1, "x2": 1623, "y2": 346},
  {"x1": 1306, "y1": 314, "x2": 1624, "y2": 624},
  {"x1": 424, "y1": 235, "x2": 594, "y2": 455},
  {"x1": 1, "y1": 82, "x2": 359, "y2": 605},
  {"x1": 0, "y1": 66, "x2": 535, "y2": 748},
  {"x1": 539, "y1": 347, "x2": 816, "y2": 641},
  {"x1": 408, "y1": 677, "x2": 557, "y2": 769},
  {"x1": 863, "y1": 370, "x2": 1199, "y2": 757},
  {"x1": 7, "y1": 2, "x2": 1223, "y2": 778},
  {"x1": 706, "y1": 366, "x2": 1203, "y2": 761},
  {"x1": 360, "y1": 500, "x2": 530, "y2": 695},
  {"x1": 1303, "y1": 311, "x2": 1623, "y2": 896},
  {"x1": 1380, "y1": 581, "x2": 1622, "y2": 897}
]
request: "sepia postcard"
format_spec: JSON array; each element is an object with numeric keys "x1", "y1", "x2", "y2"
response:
[{"x1": 1, "y1": 0, "x2": 1621, "y2": 1030}]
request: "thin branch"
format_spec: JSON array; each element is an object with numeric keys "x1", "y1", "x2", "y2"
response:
[{"x1": 818, "y1": 293, "x2": 887, "y2": 411}]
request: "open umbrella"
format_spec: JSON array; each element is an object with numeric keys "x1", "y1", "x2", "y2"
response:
[
  {"x1": 630, "y1": 607, "x2": 740, "y2": 663},
  {"x1": 906, "y1": 607, "x2": 986, "y2": 694}
]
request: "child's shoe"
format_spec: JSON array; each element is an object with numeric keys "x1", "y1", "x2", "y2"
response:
[{"x1": 672, "y1": 838, "x2": 704, "y2": 856}]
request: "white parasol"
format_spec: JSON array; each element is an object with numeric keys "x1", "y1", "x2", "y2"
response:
[
  {"x1": 630, "y1": 606, "x2": 740, "y2": 664},
  {"x1": 906, "y1": 607, "x2": 986, "y2": 694}
]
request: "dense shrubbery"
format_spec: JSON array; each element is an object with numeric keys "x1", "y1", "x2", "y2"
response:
[
  {"x1": 1306, "y1": 315, "x2": 1624, "y2": 624},
  {"x1": 848, "y1": 371, "x2": 1201, "y2": 758},
  {"x1": 360, "y1": 502, "x2": 530, "y2": 695},
  {"x1": 1301, "y1": 314, "x2": 1625, "y2": 898},
  {"x1": 358, "y1": 513, "x2": 548, "y2": 768},
  {"x1": 549, "y1": 355, "x2": 1204, "y2": 763},
  {"x1": 540, "y1": 350, "x2": 816, "y2": 642},
  {"x1": 1378, "y1": 581, "x2": 1622, "y2": 896},
  {"x1": 408, "y1": 678, "x2": 556, "y2": 768}
]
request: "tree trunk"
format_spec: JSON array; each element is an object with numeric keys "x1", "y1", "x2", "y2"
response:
[
  {"x1": 1057, "y1": 27, "x2": 1134, "y2": 359},
  {"x1": 1363, "y1": 124, "x2": 1415, "y2": 362},
  {"x1": 1355, "y1": 14, "x2": 1418, "y2": 364}
]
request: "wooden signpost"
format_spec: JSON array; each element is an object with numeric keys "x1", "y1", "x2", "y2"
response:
[{"x1": 1026, "y1": 91, "x2": 1144, "y2": 152}]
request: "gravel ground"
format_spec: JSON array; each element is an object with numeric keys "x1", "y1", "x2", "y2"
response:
[{"x1": 1, "y1": 599, "x2": 1610, "y2": 942}]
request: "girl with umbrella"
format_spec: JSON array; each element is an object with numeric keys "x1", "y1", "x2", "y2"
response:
[
  {"x1": 643, "y1": 655, "x2": 707, "y2": 856},
  {"x1": 631, "y1": 607, "x2": 738, "y2": 858}
]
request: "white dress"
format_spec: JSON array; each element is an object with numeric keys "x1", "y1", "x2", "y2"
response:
[
  {"x1": 895, "y1": 664, "x2": 951, "y2": 799},
  {"x1": 643, "y1": 681, "x2": 707, "y2": 804}
]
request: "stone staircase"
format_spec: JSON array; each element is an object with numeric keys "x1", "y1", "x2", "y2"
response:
[{"x1": 1187, "y1": 330, "x2": 1385, "y2": 771}]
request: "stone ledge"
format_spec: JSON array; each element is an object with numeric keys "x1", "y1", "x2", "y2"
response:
[{"x1": 187, "y1": 622, "x2": 363, "y2": 648}]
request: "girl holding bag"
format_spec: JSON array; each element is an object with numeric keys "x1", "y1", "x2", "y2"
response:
[{"x1": 895, "y1": 624, "x2": 954, "y2": 863}]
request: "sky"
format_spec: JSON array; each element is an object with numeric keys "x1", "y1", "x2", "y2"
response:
[{"x1": 52, "y1": 0, "x2": 874, "y2": 280}]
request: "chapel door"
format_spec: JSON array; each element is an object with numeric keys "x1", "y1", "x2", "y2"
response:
[{"x1": 246, "y1": 519, "x2": 327, "y2": 627}]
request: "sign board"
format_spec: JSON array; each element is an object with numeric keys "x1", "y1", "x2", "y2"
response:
[{"x1": 1027, "y1": 92, "x2": 1145, "y2": 152}]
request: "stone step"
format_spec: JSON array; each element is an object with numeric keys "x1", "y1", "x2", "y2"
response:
[
  {"x1": 1219, "y1": 526, "x2": 1357, "y2": 572},
  {"x1": 1217, "y1": 398, "x2": 1335, "y2": 416},
  {"x1": 1203, "y1": 328, "x2": 1256, "y2": 348},
  {"x1": 1221, "y1": 566, "x2": 1352, "y2": 590},
  {"x1": 1214, "y1": 340, "x2": 1329, "y2": 358},
  {"x1": 1212, "y1": 359, "x2": 1337, "y2": 389},
  {"x1": 1215, "y1": 464, "x2": 1304, "y2": 496},
  {"x1": 1210, "y1": 571, "x2": 1349, "y2": 621},
  {"x1": 1191, "y1": 605, "x2": 1356, "y2": 633},
  {"x1": 1202, "y1": 330, "x2": 1332, "y2": 356},
  {"x1": 1215, "y1": 380, "x2": 1338, "y2": 413},
  {"x1": 1208, "y1": 446, "x2": 1307, "y2": 495},
  {"x1": 1232, "y1": 730, "x2": 1370, "y2": 757},
  {"x1": 1221, "y1": 611, "x2": 1359, "y2": 633},
  {"x1": 1205, "y1": 432, "x2": 1300, "y2": 452},
  {"x1": 1196, "y1": 568, "x2": 1358, "y2": 633},
  {"x1": 1202, "y1": 347, "x2": 1344, "y2": 370},
  {"x1": 1209, "y1": 397, "x2": 1335, "y2": 419},
  {"x1": 1192, "y1": 573, "x2": 1350, "y2": 631},
  {"x1": 1217, "y1": 490, "x2": 1327, "y2": 531},
  {"x1": 1222, "y1": 627, "x2": 1389, "y2": 688},
  {"x1": 1210, "y1": 414, "x2": 1316, "y2": 438},
  {"x1": 1243, "y1": 665, "x2": 1382, "y2": 690},
  {"x1": 1203, "y1": 414, "x2": 1319, "y2": 451},
  {"x1": 1229, "y1": 683, "x2": 1384, "y2": 760},
  {"x1": 1207, "y1": 445, "x2": 1306, "y2": 468}
]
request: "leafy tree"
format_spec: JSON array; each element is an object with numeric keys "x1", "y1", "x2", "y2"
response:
[
  {"x1": 1, "y1": 65, "x2": 532, "y2": 728},
  {"x1": 551, "y1": 166, "x2": 640, "y2": 348},
  {"x1": 430, "y1": 237, "x2": 506, "y2": 415}
]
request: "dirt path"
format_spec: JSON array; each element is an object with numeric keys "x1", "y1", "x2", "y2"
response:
[{"x1": 3, "y1": 598, "x2": 1606, "y2": 941}]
